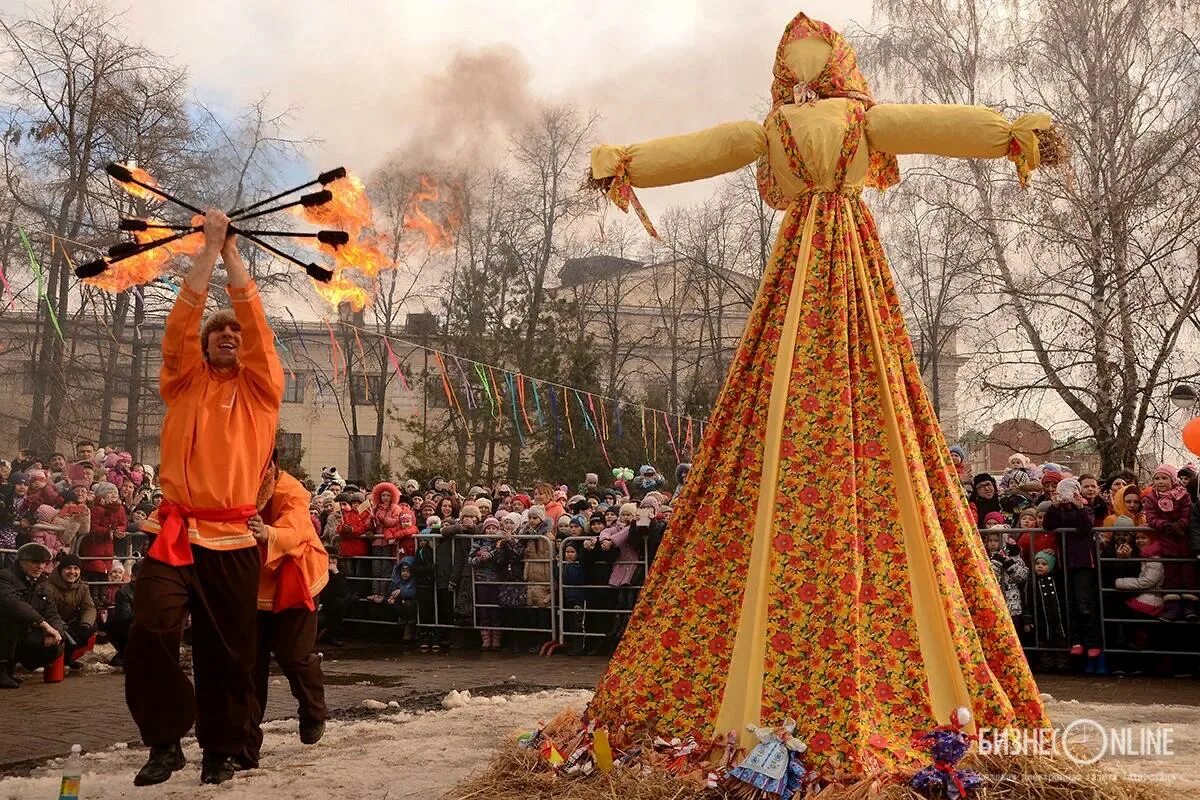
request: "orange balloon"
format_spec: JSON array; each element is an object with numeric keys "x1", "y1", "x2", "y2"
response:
[{"x1": 1183, "y1": 417, "x2": 1200, "y2": 457}]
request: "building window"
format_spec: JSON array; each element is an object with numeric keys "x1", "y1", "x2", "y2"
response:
[
  {"x1": 350, "y1": 373, "x2": 383, "y2": 405},
  {"x1": 283, "y1": 372, "x2": 306, "y2": 403},
  {"x1": 276, "y1": 431, "x2": 302, "y2": 464},
  {"x1": 348, "y1": 434, "x2": 378, "y2": 477}
]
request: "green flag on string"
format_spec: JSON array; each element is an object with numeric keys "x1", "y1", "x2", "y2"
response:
[{"x1": 19, "y1": 228, "x2": 64, "y2": 343}]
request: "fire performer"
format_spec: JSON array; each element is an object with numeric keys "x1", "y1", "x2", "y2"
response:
[
  {"x1": 240, "y1": 446, "x2": 330, "y2": 770},
  {"x1": 126, "y1": 210, "x2": 284, "y2": 787}
]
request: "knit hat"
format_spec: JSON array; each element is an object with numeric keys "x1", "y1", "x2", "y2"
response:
[
  {"x1": 503, "y1": 512, "x2": 523, "y2": 528},
  {"x1": 468, "y1": 485, "x2": 486, "y2": 498},
  {"x1": 497, "y1": 484, "x2": 513, "y2": 496},
  {"x1": 557, "y1": 514, "x2": 573, "y2": 528},
  {"x1": 1056, "y1": 478, "x2": 1082, "y2": 501},
  {"x1": 94, "y1": 481, "x2": 118, "y2": 499},
  {"x1": 16, "y1": 542, "x2": 53, "y2": 562},
  {"x1": 426, "y1": 515, "x2": 442, "y2": 529},
  {"x1": 482, "y1": 516, "x2": 501, "y2": 532},
  {"x1": 1153, "y1": 463, "x2": 1180, "y2": 485},
  {"x1": 585, "y1": 473, "x2": 599, "y2": 483},
  {"x1": 639, "y1": 465, "x2": 656, "y2": 476},
  {"x1": 1041, "y1": 470, "x2": 1064, "y2": 486},
  {"x1": 36, "y1": 504, "x2": 57, "y2": 523},
  {"x1": 404, "y1": 479, "x2": 420, "y2": 494},
  {"x1": 460, "y1": 505, "x2": 482, "y2": 520},
  {"x1": 983, "y1": 512, "x2": 1007, "y2": 527},
  {"x1": 948, "y1": 445, "x2": 967, "y2": 461},
  {"x1": 475, "y1": 497, "x2": 493, "y2": 513},
  {"x1": 1112, "y1": 515, "x2": 1135, "y2": 528},
  {"x1": 200, "y1": 308, "x2": 239, "y2": 355},
  {"x1": 26, "y1": 469, "x2": 46, "y2": 482},
  {"x1": 570, "y1": 515, "x2": 586, "y2": 529},
  {"x1": 620, "y1": 502, "x2": 638, "y2": 516},
  {"x1": 56, "y1": 553, "x2": 82, "y2": 573},
  {"x1": 589, "y1": 514, "x2": 606, "y2": 527},
  {"x1": 527, "y1": 504, "x2": 546, "y2": 521},
  {"x1": 1034, "y1": 550, "x2": 1057, "y2": 571},
  {"x1": 512, "y1": 493, "x2": 531, "y2": 509}
]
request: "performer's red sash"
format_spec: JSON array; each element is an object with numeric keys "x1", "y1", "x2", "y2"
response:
[{"x1": 149, "y1": 501, "x2": 258, "y2": 566}]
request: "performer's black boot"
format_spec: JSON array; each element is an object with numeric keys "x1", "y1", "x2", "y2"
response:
[
  {"x1": 200, "y1": 752, "x2": 238, "y2": 785},
  {"x1": 133, "y1": 742, "x2": 185, "y2": 786},
  {"x1": 299, "y1": 719, "x2": 325, "y2": 745}
]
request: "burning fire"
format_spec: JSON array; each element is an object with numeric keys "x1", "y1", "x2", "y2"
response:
[
  {"x1": 403, "y1": 175, "x2": 461, "y2": 250},
  {"x1": 110, "y1": 164, "x2": 162, "y2": 203},
  {"x1": 312, "y1": 272, "x2": 370, "y2": 312},
  {"x1": 84, "y1": 217, "x2": 204, "y2": 293},
  {"x1": 295, "y1": 174, "x2": 391, "y2": 280}
]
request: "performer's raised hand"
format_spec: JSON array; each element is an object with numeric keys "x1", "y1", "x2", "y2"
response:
[{"x1": 202, "y1": 209, "x2": 231, "y2": 254}]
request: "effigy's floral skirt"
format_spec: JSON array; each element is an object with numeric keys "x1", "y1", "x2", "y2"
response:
[{"x1": 588, "y1": 192, "x2": 1048, "y2": 777}]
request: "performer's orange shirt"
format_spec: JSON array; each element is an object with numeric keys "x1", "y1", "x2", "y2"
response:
[
  {"x1": 257, "y1": 471, "x2": 329, "y2": 611},
  {"x1": 144, "y1": 282, "x2": 284, "y2": 551}
]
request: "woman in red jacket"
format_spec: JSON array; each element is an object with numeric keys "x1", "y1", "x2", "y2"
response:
[
  {"x1": 370, "y1": 483, "x2": 404, "y2": 594},
  {"x1": 83, "y1": 482, "x2": 127, "y2": 606},
  {"x1": 335, "y1": 493, "x2": 373, "y2": 599}
]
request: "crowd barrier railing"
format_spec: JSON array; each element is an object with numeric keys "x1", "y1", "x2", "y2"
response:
[
  {"x1": 339, "y1": 532, "x2": 559, "y2": 645},
  {"x1": 4, "y1": 520, "x2": 1198, "y2": 663}
]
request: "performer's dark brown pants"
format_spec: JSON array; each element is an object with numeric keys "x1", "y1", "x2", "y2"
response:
[
  {"x1": 243, "y1": 608, "x2": 327, "y2": 765},
  {"x1": 125, "y1": 546, "x2": 260, "y2": 756}
]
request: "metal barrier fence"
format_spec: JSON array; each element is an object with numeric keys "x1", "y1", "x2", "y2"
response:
[
  {"x1": 3, "y1": 522, "x2": 1198, "y2": 663},
  {"x1": 554, "y1": 535, "x2": 649, "y2": 654},
  {"x1": 340, "y1": 533, "x2": 559, "y2": 645}
]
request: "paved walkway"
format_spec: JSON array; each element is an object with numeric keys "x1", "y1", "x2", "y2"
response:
[{"x1": 1, "y1": 643, "x2": 1197, "y2": 773}]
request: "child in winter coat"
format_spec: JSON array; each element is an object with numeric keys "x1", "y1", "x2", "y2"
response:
[
  {"x1": 1115, "y1": 530, "x2": 1165, "y2": 618},
  {"x1": 599, "y1": 503, "x2": 643, "y2": 645},
  {"x1": 1143, "y1": 464, "x2": 1198, "y2": 622},
  {"x1": 1042, "y1": 478, "x2": 1102, "y2": 658},
  {"x1": 999, "y1": 453, "x2": 1042, "y2": 495},
  {"x1": 386, "y1": 556, "x2": 419, "y2": 647},
  {"x1": 560, "y1": 541, "x2": 588, "y2": 655},
  {"x1": 370, "y1": 482, "x2": 405, "y2": 595},
  {"x1": 469, "y1": 517, "x2": 505, "y2": 649},
  {"x1": 1030, "y1": 551, "x2": 1069, "y2": 671},
  {"x1": 983, "y1": 529, "x2": 1028, "y2": 626}
]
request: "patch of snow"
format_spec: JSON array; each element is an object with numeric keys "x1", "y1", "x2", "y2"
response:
[
  {"x1": 387, "y1": 701, "x2": 400, "y2": 709},
  {"x1": 442, "y1": 689, "x2": 471, "y2": 709},
  {"x1": 360, "y1": 699, "x2": 387, "y2": 710},
  {"x1": 0, "y1": 689, "x2": 592, "y2": 800}
]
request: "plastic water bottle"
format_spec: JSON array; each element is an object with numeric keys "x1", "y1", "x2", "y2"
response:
[{"x1": 58, "y1": 744, "x2": 80, "y2": 800}]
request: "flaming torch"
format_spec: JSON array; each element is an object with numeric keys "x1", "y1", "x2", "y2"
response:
[{"x1": 82, "y1": 163, "x2": 348, "y2": 288}]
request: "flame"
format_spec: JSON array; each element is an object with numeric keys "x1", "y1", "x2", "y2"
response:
[
  {"x1": 111, "y1": 164, "x2": 162, "y2": 203},
  {"x1": 84, "y1": 217, "x2": 204, "y2": 293},
  {"x1": 294, "y1": 174, "x2": 393, "y2": 281},
  {"x1": 312, "y1": 272, "x2": 370, "y2": 312},
  {"x1": 403, "y1": 175, "x2": 460, "y2": 249}
]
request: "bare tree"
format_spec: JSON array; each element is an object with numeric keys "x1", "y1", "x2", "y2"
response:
[{"x1": 864, "y1": 0, "x2": 1200, "y2": 474}]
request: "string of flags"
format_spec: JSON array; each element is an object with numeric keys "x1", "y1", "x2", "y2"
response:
[
  {"x1": 275, "y1": 316, "x2": 708, "y2": 466},
  {"x1": 3, "y1": 224, "x2": 709, "y2": 464}
]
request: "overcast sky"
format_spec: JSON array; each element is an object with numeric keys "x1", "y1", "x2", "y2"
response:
[{"x1": 100, "y1": 0, "x2": 874, "y2": 214}]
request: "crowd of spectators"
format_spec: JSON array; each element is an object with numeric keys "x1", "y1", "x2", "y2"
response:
[
  {"x1": 958, "y1": 451, "x2": 1200, "y2": 676},
  {"x1": 3, "y1": 437, "x2": 1199, "y2": 690}
]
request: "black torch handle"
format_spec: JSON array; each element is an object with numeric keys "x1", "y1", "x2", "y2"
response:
[
  {"x1": 226, "y1": 167, "x2": 346, "y2": 219},
  {"x1": 239, "y1": 231, "x2": 334, "y2": 283}
]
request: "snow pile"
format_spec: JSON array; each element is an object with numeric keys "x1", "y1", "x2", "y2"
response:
[
  {"x1": 0, "y1": 689, "x2": 594, "y2": 800},
  {"x1": 443, "y1": 689, "x2": 472, "y2": 709},
  {"x1": 359, "y1": 699, "x2": 388, "y2": 710}
]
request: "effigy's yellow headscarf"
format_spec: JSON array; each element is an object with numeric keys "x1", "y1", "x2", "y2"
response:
[{"x1": 757, "y1": 12, "x2": 901, "y2": 208}]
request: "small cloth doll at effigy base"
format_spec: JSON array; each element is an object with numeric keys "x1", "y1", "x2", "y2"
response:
[
  {"x1": 910, "y1": 707, "x2": 983, "y2": 800},
  {"x1": 723, "y1": 719, "x2": 808, "y2": 800}
]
